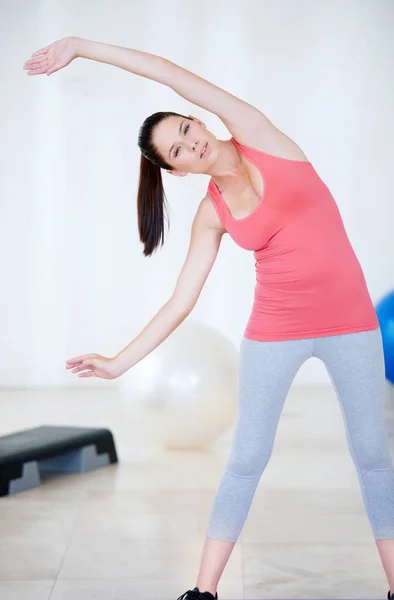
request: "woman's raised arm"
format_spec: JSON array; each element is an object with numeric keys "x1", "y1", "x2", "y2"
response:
[{"x1": 24, "y1": 37, "x2": 274, "y2": 137}]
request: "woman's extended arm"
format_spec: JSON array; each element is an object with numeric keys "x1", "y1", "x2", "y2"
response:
[
  {"x1": 24, "y1": 37, "x2": 274, "y2": 137},
  {"x1": 112, "y1": 197, "x2": 224, "y2": 375},
  {"x1": 65, "y1": 197, "x2": 225, "y2": 379},
  {"x1": 75, "y1": 38, "x2": 267, "y2": 130}
]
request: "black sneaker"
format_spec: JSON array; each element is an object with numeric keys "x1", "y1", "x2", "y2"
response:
[
  {"x1": 388, "y1": 592, "x2": 392, "y2": 599},
  {"x1": 176, "y1": 586, "x2": 218, "y2": 600}
]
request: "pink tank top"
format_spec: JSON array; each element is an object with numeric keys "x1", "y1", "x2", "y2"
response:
[{"x1": 207, "y1": 137, "x2": 379, "y2": 341}]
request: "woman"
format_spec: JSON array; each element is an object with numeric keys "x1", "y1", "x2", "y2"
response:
[{"x1": 24, "y1": 37, "x2": 394, "y2": 600}]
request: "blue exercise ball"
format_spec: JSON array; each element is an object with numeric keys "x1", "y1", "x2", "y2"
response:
[{"x1": 375, "y1": 290, "x2": 394, "y2": 385}]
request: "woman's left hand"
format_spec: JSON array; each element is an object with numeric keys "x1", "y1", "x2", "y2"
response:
[{"x1": 23, "y1": 36, "x2": 79, "y2": 76}]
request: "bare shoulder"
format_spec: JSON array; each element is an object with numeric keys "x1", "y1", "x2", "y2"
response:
[
  {"x1": 221, "y1": 111, "x2": 309, "y2": 162},
  {"x1": 194, "y1": 193, "x2": 227, "y2": 235}
]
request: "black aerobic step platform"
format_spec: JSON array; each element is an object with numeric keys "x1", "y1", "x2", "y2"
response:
[{"x1": 0, "y1": 425, "x2": 118, "y2": 496}]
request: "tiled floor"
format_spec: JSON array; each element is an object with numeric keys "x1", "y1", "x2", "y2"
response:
[{"x1": 0, "y1": 385, "x2": 393, "y2": 599}]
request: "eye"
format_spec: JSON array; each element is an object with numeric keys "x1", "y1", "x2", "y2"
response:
[{"x1": 174, "y1": 124, "x2": 190, "y2": 158}]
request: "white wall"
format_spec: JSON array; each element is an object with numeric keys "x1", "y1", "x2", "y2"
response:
[{"x1": 1, "y1": 0, "x2": 393, "y2": 387}]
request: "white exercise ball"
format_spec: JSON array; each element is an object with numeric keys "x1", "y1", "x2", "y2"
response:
[{"x1": 121, "y1": 322, "x2": 239, "y2": 450}]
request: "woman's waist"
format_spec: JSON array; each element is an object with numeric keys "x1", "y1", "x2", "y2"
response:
[{"x1": 252, "y1": 268, "x2": 371, "y2": 305}]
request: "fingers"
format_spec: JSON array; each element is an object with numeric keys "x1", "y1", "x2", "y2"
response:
[
  {"x1": 67, "y1": 365, "x2": 111, "y2": 379},
  {"x1": 65, "y1": 355, "x2": 103, "y2": 378},
  {"x1": 70, "y1": 361, "x2": 96, "y2": 377},
  {"x1": 70, "y1": 364, "x2": 92, "y2": 373},
  {"x1": 24, "y1": 58, "x2": 47, "y2": 68},
  {"x1": 26, "y1": 67, "x2": 49, "y2": 76},
  {"x1": 23, "y1": 57, "x2": 48, "y2": 76},
  {"x1": 24, "y1": 48, "x2": 50, "y2": 75},
  {"x1": 66, "y1": 354, "x2": 97, "y2": 364},
  {"x1": 32, "y1": 46, "x2": 50, "y2": 57}
]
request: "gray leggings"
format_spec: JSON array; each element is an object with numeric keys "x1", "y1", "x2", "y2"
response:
[{"x1": 207, "y1": 327, "x2": 394, "y2": 542}]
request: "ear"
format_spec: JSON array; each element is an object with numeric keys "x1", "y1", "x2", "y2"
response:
[{"x1": 166, "y1": 169, "x2": 188, "y2": 177}]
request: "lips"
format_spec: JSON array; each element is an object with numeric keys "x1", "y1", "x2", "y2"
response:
[{"x1": 200, "y1": 142, "x2": 208, "y2": 158}]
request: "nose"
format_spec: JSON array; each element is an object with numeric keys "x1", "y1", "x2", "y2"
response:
[{"x1": 181, "y1": 140, "x2": 199, "y2": 155}]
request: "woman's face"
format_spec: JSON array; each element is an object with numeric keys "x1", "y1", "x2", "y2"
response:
[{"x1": 153, "y1": 115, "x2": 217, "y2": 176}]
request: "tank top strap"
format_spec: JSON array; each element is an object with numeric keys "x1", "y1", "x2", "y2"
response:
[
  {"x1": 207, "y1": 178, "x2": 228, "y2": 225},
  {"x1": 230, "y1": 136, "x2": 258, "y2": 160},
  {"x1": 231, "y1": 136, "x2": 312, "y2": 168}
]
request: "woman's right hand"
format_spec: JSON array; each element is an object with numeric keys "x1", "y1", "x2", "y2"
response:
[
  {"x1": 23, "y1": 36, "x2": 79, "y2": 76},
  {"x1": 65, "y1": 353, "x2": 126, "y2": 380}
]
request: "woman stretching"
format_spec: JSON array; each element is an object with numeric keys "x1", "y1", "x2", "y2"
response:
[{"x1": 24, "y1": 36, "x2": 394, "y2": 600}]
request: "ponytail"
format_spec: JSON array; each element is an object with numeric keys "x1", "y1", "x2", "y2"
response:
[
  {"x1": 137, "y1": 153, "x2": 169, "y2": 257},
  {"x1": 137, "y1": 110, "x2": 189, "y2": 257}
]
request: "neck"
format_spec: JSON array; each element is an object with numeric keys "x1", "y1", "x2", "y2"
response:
[{"x1": 207, "y1": 139, "x2": 247, "y2": 188}]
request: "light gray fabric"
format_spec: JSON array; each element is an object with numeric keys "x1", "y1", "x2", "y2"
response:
[{"x1": 207, "y1": 327, "x2": 394, "y2": 541}]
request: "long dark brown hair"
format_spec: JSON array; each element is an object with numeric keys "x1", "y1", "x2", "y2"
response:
[{"x1": 137, "y1": 111, "x2": 189, "y2": 257}]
